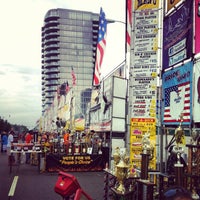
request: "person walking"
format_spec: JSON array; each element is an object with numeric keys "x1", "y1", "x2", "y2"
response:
[
  {"x1": 25, "y1": 131, "x2": 32, "y2": 144},
  {"x1": 25, "y1": 131, "x2": 32, "y2": 164},
  {"x1": 63, "y1": 129, "x2": 70, "y2": 145},
  {"x1": 2, "y1": 132, "x2": 8, "y2": 152},
  {"x1": 7, "y1": 129, "x2": 14, "y2": 165}
]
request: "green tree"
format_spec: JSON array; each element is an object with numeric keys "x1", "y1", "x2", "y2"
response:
[{"x1": 0, "y1": 116, "x2": 28, "y2": 134}]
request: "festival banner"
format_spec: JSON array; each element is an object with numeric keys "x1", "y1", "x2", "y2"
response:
[
  {"x1": 195, "y1": 0, "x2": 200, "y2": 54},
  {"x1": 162, "y1": 61, "x2": 193, "y2": 125},
  {"x1": 134, "y1": 0, "x2": 159, "y2": 10},
  {"x1": 162, "y1": 0, "x2": 193, "y2": 70},
  {"x1": 167, "y1": 0, "x2": 182, "y2": 12},
  {"x1": 46, "y1": 154, "x2": 106, "y2": 172},
  {"x1": 193, "y1": 60, "x2": 200, "y2": 122}
]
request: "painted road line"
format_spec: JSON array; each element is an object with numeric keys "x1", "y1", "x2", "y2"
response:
[{"x1": 8, "y1": 176, "x2": 19, "y2": 198}]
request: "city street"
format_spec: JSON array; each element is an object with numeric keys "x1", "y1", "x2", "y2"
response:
[{"x1": 0, "y1": 152, "x2": 105, "y2": 200}]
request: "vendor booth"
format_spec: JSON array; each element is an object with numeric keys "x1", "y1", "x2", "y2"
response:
[{"x1": 41, "y1": 131, "x2": 109, "y2": 172}]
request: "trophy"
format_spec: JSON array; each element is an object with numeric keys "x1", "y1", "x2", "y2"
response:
[
  {"x1": 190, "y1": 128, "x2": 199, "y2": 145},
  {"x1": 115, "y1": 150, "x2": 129, "y2": 193},
  {"x1": 141, "y1": 132, "x2": 154, "y2": 180},
  {"x1": 174, "y1": 113, "x2": 185, "y2": 164},
  {"x1": 173, "y1": 114, "x2": 185, "y2": 186},
  {"x1": 113, "y1": 147, "x2": 120, "y2": 175},
  {"x1": 188, "y1": 129, "x2": 200, "y2": 198}
]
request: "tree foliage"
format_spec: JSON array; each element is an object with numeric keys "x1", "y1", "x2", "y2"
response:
[{"x1": 0, "y1": 117, "x2": 28, "y2": 133}]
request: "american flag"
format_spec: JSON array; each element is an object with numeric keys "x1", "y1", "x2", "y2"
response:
[
  {"x1": 163, "y1": 81, "x2": 191, "y2": 123},
  {"x1": 126, "y1": 0, "x2": 132, "y2": 53},
  {"x1": 71, "y1": 67, "x2": 76, "y2": 86},
  {"x1": 93, "y1": 8, "x2": 107, "y2": 86}
]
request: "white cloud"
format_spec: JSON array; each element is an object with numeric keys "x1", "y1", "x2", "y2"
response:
[
  {"x1": 0, "y1": 64, "x2": 42, "y2": 128},
  {"x1": 0, "y1": 0, "x2": 125, "y2": 129}
]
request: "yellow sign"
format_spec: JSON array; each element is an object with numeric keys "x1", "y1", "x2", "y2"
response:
[
  {"x1": 134, "y1": 0, "x2": 159, "y2": 10},
  {"x1": 130, "y1": 118, "x2": 157, "y2": 174}
]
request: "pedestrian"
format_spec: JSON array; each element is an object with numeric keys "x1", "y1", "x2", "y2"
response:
[
  {"x1": 7, "y1": 130, "x2": 14, "y2": 155},
  {"x1": 25, "y1": 131, "x2": 32, "y2": 164},
  {"x1": 7, "y1": 129, "x2": 15, "y2": 165},
  {"x1": 41, "y1": 132, "x2": 48, "y2": 143},
  {"x1": 63, "y1": 130, "x2": 70, "y2": 153},
  {"x1": 91, "y1": 130, "x2": 99, "y2": 154},
  {"x1": 25, "y1": 131, "x2": 32, "y2": 143},
  {"x1": 63, "y1": 129, "x2": 70, "y2": 145},
  {"x1": 2, "y1": 132, "x2": 8, "y2": 152}
]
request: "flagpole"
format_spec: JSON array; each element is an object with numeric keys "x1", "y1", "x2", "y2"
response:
[
  {"x1": 124, "y1": 0, "x2": 132, "y2": 152},
  {"x1": 105, "y1": 0, "x2": 132, "y2": 151},
  {"x1": 70, "y1": 67, "x2": 76, "y2": 133},
  {"x1": 70, "y1": 88, "x2": 75, "y2": 133},
  {"x1": 125, "y1": 0, "x2": 132, "y2": 80}
]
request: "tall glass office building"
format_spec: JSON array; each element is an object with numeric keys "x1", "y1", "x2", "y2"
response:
[{"x1": 41, "y1": 8, "x2": 99, "y2": 118}]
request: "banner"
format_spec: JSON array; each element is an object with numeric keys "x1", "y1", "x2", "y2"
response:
[
  {"x1": 162, "y1": 0, "x2": 193, "y2": 70},
  {"x1": 195, "y1": 0, "x2": 200, "y2": 54},
  {"x1": 162, "y1": 61, "x2": 193, "y2": 125},
  {"x1": 46, "y1": 154, "x2": 107, "y2": 172}
]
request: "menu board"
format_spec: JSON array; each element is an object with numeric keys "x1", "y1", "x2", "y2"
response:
[{"x1": 129, "y1": 7, "x2": 160, "y2": 173}]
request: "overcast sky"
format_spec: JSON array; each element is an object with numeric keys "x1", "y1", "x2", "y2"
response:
[{"x1": 0, "y1": 0, "x2": 125, "y2": 129}]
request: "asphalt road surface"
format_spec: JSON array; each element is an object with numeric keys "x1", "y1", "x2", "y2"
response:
[{"x1": 0, "y1": 152, "x2": 105, "y2": 200}]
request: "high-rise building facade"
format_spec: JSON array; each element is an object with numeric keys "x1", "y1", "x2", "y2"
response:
[{"x1": 41, "y1": 8, "x2": 99, "y2": 118}]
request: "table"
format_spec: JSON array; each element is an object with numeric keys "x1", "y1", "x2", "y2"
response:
[{"x1": 9, "y1": 150, "x2": 42, "y2": 173}]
